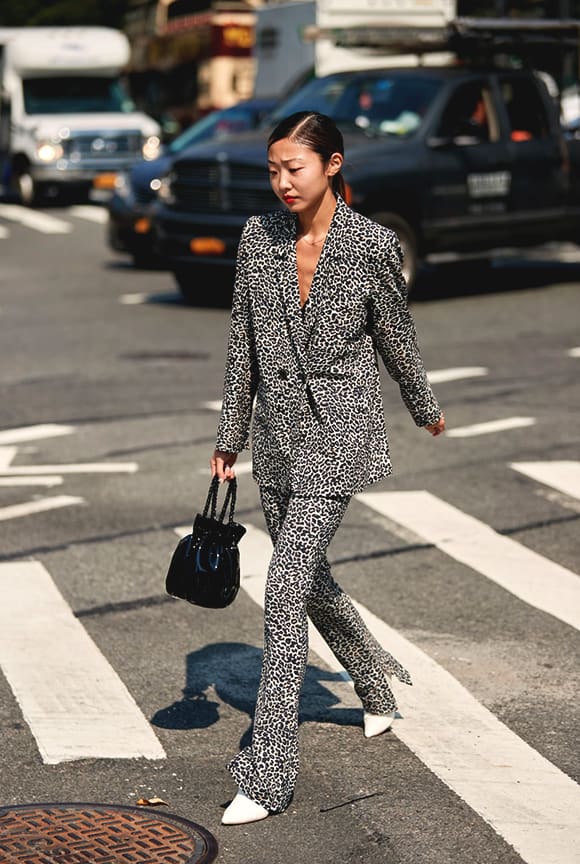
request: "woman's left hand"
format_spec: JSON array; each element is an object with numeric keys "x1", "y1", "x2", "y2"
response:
[{"x1": 425, "y1": 414, "x2": 446, "y2": 436}]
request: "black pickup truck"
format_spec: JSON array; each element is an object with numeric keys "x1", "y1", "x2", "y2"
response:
[{"x1": 154, "y1": 64, "x2": 580, "y2": 298}]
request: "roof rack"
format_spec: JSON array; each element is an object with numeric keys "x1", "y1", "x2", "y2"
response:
[{"x1": 303, "y1": 18, "x2": 580, "y2": 56}]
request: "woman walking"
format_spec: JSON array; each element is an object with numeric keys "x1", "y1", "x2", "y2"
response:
[{"x1": 211, "y1": 111, "x2": 445, "y2": 825}]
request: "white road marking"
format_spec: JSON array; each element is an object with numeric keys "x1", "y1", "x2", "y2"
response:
[
  {"x1": 0, "y1": 476, "x2": 63, "y2": 487},
  {"x1": 0, "y1": 446, "x2": 18, "y2": 470},
  {"x1": 68, "y1": 205, "x2": 108, "y2": 224},
  {"x1": 358, "y1": 491, "x2": 580, "y2": 632},
  {"x1": 447, "y1": 417, "x2": 536, "y2": 438},
  {"x1": 0, "y1": 561, "x2": 165, "y2": 763},
  {"x1": 1, "y1": 461, "x2": 138, "y2": 476},
  {"x1": 0, "y1": 495, "x2": 83, "y2": 522},
  {"x1": 201, "y1": 400, "x2": 223, "y2": 412},
  {"x1": 427, "y1": 366, "x2": 488, "y2": 384},
  {"x1": 119, "y1": 293, "x2": 149, "y2": 305},
  {"x1": 0, "y1": 204, "x2": 72, "y2": 234},
  {"x1": 567, "y1": 347, "x2": 580, "y2": 358},
  {"x1": 0, "y1": 423, "x2": 75, "y2": 444},
  {"x1": 0, "y1": 224, "x2": 9, "y2": 239},
  {"x1": 188, "y1": 523, "x2": 579, "y2": 864},
  {"x1": 511, "y1": 461, "x2": 580, "y2": 503}
]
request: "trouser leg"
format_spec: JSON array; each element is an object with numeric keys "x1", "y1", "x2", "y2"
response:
[{"x1": 227, "y1": 489, "x2": 349, "y2": 813}]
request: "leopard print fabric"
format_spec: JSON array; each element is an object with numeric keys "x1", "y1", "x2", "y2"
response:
[
  {"x1": 215, "y1": 194, "x2": 442, "y2": 497},
  {"x1": 227, "y1": 485, "x2": 411, "y2": 814}
]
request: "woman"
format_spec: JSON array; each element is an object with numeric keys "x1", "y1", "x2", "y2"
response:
[{"x1": 211, "y1": 111, "x2": 445, "y2": 825}]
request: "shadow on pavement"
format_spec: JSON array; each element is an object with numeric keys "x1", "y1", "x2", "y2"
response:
[{"x1": 152, "y1": 642, "x2": 359, "y2": 750}]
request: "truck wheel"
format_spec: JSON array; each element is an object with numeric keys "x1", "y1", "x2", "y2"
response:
[
  {"x1": 15, "y1": 170, "x2": 37, "y2": 206},
  {"x1": 368, "y1": 212, "x2": 418, "y2": 292}
]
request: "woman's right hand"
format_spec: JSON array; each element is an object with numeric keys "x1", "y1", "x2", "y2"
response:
[{"x1": 211, "y1": 450, "x2": 238, "y2": 482}]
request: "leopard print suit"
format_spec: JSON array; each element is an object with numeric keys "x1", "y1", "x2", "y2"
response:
[{"x1": 214, "y1": 195, "x2": 441, "y2": 813}]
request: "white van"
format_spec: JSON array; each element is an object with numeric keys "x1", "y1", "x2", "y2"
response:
[{"x1": 0, "y1": 27, "x2": 161, "y2": 203}]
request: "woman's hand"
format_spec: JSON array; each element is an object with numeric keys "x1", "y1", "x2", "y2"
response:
[
  {"x1": 425, "y1": 414, "x2": 446, "y2": 436},
  {"x1": 211, "y1": 450, "x2": 238, "y2": 481}
]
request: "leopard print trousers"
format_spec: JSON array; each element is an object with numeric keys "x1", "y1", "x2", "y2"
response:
[{"x1": 226, "y1": 484, "x2": 412, "y2": 814}]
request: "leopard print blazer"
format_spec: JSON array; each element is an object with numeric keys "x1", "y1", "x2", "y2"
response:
[{"x1": 215, "y1": 194, "x2": 441, "y2": 497}]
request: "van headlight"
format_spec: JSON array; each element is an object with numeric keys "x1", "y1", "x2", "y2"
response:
[
  {"x1": 36, "y1": 141, "x2": 64, "y2": 162},
  {"x1": 158, "y1": 173, "x2": 176, "y2": 205},
  {"x1": 142, "y1": 135, "x2": 161, "y2": 161}
]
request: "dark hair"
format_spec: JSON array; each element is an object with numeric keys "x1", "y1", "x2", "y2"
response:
[{"x1": 267, "y1": 111, "x2": 346, "y2": 199}]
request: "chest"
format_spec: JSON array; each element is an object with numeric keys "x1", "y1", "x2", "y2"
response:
[{"x1": 295, "y1": 242, "x2": 324, "y2": 306}]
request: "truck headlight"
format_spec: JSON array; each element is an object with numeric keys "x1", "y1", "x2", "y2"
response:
[
  {"x1": 142, "y1": 135, "x2": 161, "y2": 161},
  {"x1": 158, "y1": 173, "x2": 176, "y2": 205},
  {"x1": 36, "y1": 141, "x2": 64, "y2": 162}
]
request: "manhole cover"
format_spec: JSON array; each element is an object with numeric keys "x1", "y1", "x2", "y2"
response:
[{"x1": 0, "y1": 803, "x2": 218, "y2": 863}]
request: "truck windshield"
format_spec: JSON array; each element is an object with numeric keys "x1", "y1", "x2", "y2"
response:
[
  {"x1": 22, "y1": 77, "x2": 135, "y2": 115},
  {"x1": 268, "y1": 73, "x2": 442, "y2": 137}
]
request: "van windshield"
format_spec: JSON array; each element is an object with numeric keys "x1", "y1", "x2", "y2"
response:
[
  {"x1": 23, "y1": 77, "x2": 135, "y2": 115},
  {"x1": 267, "y1": 73, "x2": 442, "y2": 138}
]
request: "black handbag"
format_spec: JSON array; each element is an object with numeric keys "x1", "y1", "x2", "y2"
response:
[{"x1": 166, "y1": 477, "x2": 245, "y2": 609}]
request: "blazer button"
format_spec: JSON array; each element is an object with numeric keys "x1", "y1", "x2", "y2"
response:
[{"x1": 278, "y1": 368, "x2": 288, "y2": 380}]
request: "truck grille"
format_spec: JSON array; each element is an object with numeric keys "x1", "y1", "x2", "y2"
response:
[
  {"x1": 62, "y1": 130, "x2": 143, "y2": 164},
  {"x1": 172, "y1": 159, "x2": 276, "y2": 214}
]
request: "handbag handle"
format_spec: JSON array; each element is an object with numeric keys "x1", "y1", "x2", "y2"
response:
[{"x1": 202, "y1": 476, "x2": 237, "y2": 525}]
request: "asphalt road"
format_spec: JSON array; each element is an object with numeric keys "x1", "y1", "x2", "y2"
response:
[{"x1": 0, "y1": 202, "x2": 579, "y2": 864}]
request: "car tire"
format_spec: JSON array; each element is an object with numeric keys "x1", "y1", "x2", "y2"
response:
[{"x1": 368, "y1": 211, "x2": 418, "y2": 293}]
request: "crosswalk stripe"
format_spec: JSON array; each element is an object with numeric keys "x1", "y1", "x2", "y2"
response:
[
  {"x1": 0, "y1": 495, "x2": 83, "y2": 521},
  {"x1": 511, "y1": 461, "x2": 580, "y2": 503},
  {"x1": 0, "y1": 423, "x2": 75, "y2": 444},
  {"x1": 358, "y1": 491, "x2": 580, "y2": 632},
  {"x1": 427, "y1": 366, "x2": 488, "y2": 383},
  {"x1": 0, "y1": 461, "x2": 138, "y2": 476},
  {"x1": 0, "y1": 204, "x2": 72, "y2": 234},
  {"x1": 68, "y1": 205, "x2": 108, "y2": 224},
  {"x1": 194, "y1": 523, "x2": 579, "y2": 864},
  {"x1": 567, "y1": 347, "x2": 580, "y2": 358},
  {"x1": 0, "y1": 476, "x2": 63, "y2": 487},
  {"x1": 0, "y1": 224, "x2": 9, "y2": 239},
  {"x1": 447, "y1": 416, "x2": 536, "y2": 438},
  {"x1": 0, "y1": 561, "x2": 165, "y2": 764}
]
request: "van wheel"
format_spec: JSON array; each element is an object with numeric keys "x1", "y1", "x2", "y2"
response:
[{"x1": 368, "y1": 212, "x2": 418, "y2": 293}]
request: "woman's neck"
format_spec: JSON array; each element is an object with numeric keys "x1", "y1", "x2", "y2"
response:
[{"x1": 296, "y1": 190, "x2": 337, "y2": 241}]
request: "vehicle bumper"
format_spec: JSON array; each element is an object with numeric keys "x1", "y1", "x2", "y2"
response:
[
  {"x1": 31, "y1": 160, "x2": 137, "y2": 186},
  {"x1": 154, "y1": 207, "x2": 245, "y2": 268},
  {"x1": 107, "y1": 196, "x2": 156, "y2": 256}
]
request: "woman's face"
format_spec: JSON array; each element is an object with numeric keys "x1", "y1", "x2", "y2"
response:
[{"x1": 267, "y1": 137, "x2": 342, "y2": 213}]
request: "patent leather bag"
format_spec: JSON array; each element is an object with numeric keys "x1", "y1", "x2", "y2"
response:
[{"x1": 166, "y1": 477, "x2": 245, "y2": 609}]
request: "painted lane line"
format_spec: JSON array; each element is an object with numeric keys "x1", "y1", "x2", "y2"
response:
[
  {"x1": 68, "y1": 205, "x2": 108, "y2": 224},
  {"x1": 512, "y1": 461, "x2": 580, "y2": 504},
  {"x1": 0, "y1": 446, "x2": 18, "y2": 470},
  {"x1": 1, "y1": 461, "x2": 138, "y2": 476},
  {"x1": 0, "y1": 477, "x2": 63, "y2": 487},
  {"x1": 0, "y1": 204, "x2": 72, "y2": 234},
  {"x1": 0, "y1": 561, "x2": 165, "y2": 763},
  {"x1": 447, "y1": 417, "x2": 536, "y2": 438},
  {"x1": 358, "y1": 491, "x2": 580, "y2": 632},
  {"x1": 201, "y1": 400, "x2": 223, "y2": 412},
  {"x1": 0, "y1": 424, "x2": 75, "y2": 444},
  {"x1": 0, "y1": 496, "x2": 84, "y2": 522},
  {"x1": 0, "y1": 224, "x2": 9, "y2": 239},
  {"x1": 567, "y1": 347, "x2": 580, "y2": 358},
  {"x1": 119, "y1": 293, "x2": 149, "y2": 305},
  {"x1": 188, "y1": 523, "x2": 579, "y2": 864},
  {"x1": 427, "y1": 366, "x2": 488, "y2": 384}
]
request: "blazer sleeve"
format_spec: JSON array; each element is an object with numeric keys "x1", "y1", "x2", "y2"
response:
[
  {"x1": 368, "y1": 232, "x2": 442, "y2": 427},
  {"x1": 215, "y1": 220, "x2": 259, "y2": 452}
]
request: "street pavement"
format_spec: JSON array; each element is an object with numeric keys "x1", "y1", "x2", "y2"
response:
[{"x1": 0, "y1": 202, "x2": 579, "y2": 864}]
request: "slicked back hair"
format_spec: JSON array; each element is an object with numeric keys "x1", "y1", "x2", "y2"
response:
[{"x1": 267, "y1": 111, "x2": 346, "y2": 199}]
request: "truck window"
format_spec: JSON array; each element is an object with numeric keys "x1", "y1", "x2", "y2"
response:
[
  {"x1": 267, "y1": 73, "x2": 441, "y2": 138},
  {"x1": 436, "y1": 81, "x2": 499, "y2": 144},
  {"x1": 22, "y1": 77, "x2": 135, "y2": 115},
  {"x1": 499, "y1": 77, "x2": 549, "y2": 142}
]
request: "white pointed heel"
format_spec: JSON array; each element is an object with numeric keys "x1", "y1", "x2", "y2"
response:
[
  {"x1": 221, "y1": 790, "x2": 269, "y2": 825},
  {"x1": 363, "y1": 709, "x2": 396, "y2": 738}
]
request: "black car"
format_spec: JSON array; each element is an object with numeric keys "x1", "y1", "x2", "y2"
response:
[
  {"x1": 107, "y1": 98, "x2": 277, "y2": 267},
  {"x1": 155, "y1": 65, "x2": 580, "y2": 299}
]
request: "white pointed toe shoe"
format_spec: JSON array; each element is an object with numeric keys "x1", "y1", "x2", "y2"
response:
[
  {"x1": 221, "y1": 790, "x2": 269, "y2": 825},
  {"x1": 363, "y1": 709, "x2": 396, "y2": 738}
]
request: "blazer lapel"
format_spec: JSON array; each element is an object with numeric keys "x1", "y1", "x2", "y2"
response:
[{"x1": 303, "y1": 194, "x2": 351, "y2": 340}]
